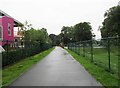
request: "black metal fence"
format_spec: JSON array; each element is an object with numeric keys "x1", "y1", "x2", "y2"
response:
[
  {"x1": 68, "y1": 36, "x2": 120, "y2": 77},
  {"x1": 1, "y1": 40, "x2": 52, "y2": 67}
]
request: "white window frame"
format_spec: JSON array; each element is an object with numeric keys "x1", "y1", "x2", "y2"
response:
[
  {"x1": 8, "y1": 23, "x2": 11, "y2": 36},
  {"x1": 0, "y1": 25, "x2": 3, "y2": 41}
]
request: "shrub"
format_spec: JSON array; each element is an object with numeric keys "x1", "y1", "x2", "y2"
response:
[{"x1": 2, "y1": 43, "x2": 52, "y2": 67}]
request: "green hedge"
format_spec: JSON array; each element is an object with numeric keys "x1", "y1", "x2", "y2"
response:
[{"x1": 2, "y1": 43, "x2": 52, "y2": 67}]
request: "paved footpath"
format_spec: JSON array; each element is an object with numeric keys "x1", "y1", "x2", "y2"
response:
[{"x1": 10, "y1": 47, "x2": 102, "y2": 86}]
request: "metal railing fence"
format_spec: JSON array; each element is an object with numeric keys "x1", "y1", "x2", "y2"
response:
[{"x1": 68, "y1": 36, "x2": 120, "y2": 77}]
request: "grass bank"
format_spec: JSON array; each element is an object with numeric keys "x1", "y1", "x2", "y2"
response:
[
  {"x1": 2, "y1": 47, "x2": 54, "y2": 86},
  {"x1": 73, "y1": 47, "x2": 118, "y2": 76},
  {"x1": 66, "y1": 49, "x2": 119, "y2": 88}
]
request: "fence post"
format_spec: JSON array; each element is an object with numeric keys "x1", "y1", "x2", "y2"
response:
[
  {"x1": 76, "y1": 43, "x2": 78, "y2": 54},
  {"x1": 83, "y1": 41, "x2": 85, "y2": 57},
  {"x1": 91, "y1": 39, "x2": 94, "y2": 62},
  {"x1": 69, "y1": 43, "x2": 70, "y2": 50},
  {"x1": 118, "y1": 36, "x2": 120, "y2": 87},
  {"x1": 75, "y1": 43, "x2": 76, "y2": 53},
  {"x1": 77, "y1": 43, "x2": 79, "y2": 55},
  {"x1": 68, "y1": 43, "x2": 69, "y2": 49},
  {"x1": 74, "y1": 43, "x2": 76, "y2": 52},
  {"x1": 76, "y1": 43, "x2": 77, "y2": 54},
  {"x1": 71, "y1": 43, "x2": 73, "y2": 51},
  {"x1": 78, "y1": 42, "x2": 80, "y2": 55},
  {"x1": 74, "y1": 43, "x2": 76, "y2": 53},
  {"x1": 6, "y1": 40, "x2": 8, "y2": 62},
  {"x1": 107, "y1": 37, "x2": 111, "y2": 72},
  {"x1": 72, "y1": 43, "x2": 73, "y2": 51},
  {"x1": 73, "y1": 43, "x2": 74, "y2": 51}
]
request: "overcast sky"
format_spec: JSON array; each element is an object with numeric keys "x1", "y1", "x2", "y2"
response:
[{"x1": 0, "y1": 0, "x2": 119, "y2": 39}]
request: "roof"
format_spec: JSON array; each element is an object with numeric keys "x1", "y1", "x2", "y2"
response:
[{"x1": 0, "y1": 10, "x2": 23, "y2": 27}]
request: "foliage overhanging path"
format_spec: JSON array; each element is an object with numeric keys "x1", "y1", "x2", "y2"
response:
[{"x1": 10, "y1": 47, "x2": 102, "y2": 86}]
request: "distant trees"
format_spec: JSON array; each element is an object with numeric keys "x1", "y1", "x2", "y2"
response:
[
  {"x1": 17, "y1": 5, "x2": 120, "y2": 47},
  {"x1": 17, "y1": 21, "x2": 52, "y2": 47},
  {"x1": 24, "y1": 28, "x2": 52, "y2": 46},
  {"x1": 100, "y1": 6, "x2": 120, "y2": 38},
  {"x1": 53, "y1": 6, "x2": 120, "y2": 46},
  {"x1": 61, "y1": 22, "x2": 92, "y2": 45},
  {"x1": 49, "y1": 34, "x2": 57, "y2": 46},
  {"x1": 61, "y1": 26, "x2": 74, "y2": 44},
  {"x1": 50, "y1": 22, "x2": 93, "y2": 46},
  {"x1": 74, "y1": 22, "x2": 92, "y2": 41}
]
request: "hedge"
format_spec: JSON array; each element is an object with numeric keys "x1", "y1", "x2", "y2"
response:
[{"x1": 2, "y1": 43, "x2": 52, "y2": 67}]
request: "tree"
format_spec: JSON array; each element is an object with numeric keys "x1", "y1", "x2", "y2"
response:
[
  {"x1": 17, "y1": 21, "x2": 32, "y2": 47},
  {"x1": 61, "y1": 26, "x2": 70, "y2": 44},
  {"x1": 55, "y1": 34, "x2": 62, "y2": 46},
  {"x1": 60, "y1": 26, "x2": 75, "y2": 45},
  {"x1": 58, "y1": 22, "x2": 92, "y2": 45},
  {"x1": 56, "y1": 22, "x2": 93, "y2": 46},
  {"x1": 73, "y1": 22, "x2": 92, "y2": 41},
  {"x1": 24, "y1": 28, "x2": 51, "y2": 47},
  {"x1": 49, "y1": 34, "x2": 57, "y2": 46},
  {"x1": 100, "y1": 6, "x2": 120, "y2": 37}
]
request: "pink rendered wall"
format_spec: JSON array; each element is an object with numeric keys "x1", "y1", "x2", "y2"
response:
[
  {"x1": 0, "y1": 18, "x2": 2, "y2": 45},
  {"x1": 0, "y1": 16, "x2": 14, "y2": 46},
  {"x1": 0, "y1": 18, "x2": 2, "y2": 29},
  {"x1": 2, "y1": 16, "x2": 14, "y2": 41}
]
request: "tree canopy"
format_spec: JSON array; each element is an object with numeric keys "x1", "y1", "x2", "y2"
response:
[
  {"x1": 100, "y1": 6, "x2": 120, "y2": 37},
  {"x1": 74, "y1": 22, "x2": 92, "y2": 41},
  {"x1": 24, "y1": 27, "x2": 52, "y2": 46},
  {"x1": 50, "y1": 22, "x2": 93, "y2": 45}
]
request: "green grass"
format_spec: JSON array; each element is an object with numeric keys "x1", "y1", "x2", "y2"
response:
[
  {"x1": 72, "y1": 47, "x2": 118, "y2": 77},
  {"x1": 2, "y1": 47, "x2": 54, "y2": 86},
  {"x1": 93, "y1": 48, "x2": 118, "y2": 75},
  {"x1": 66, "y1": 49, "x2": 119, "y2": 88}
]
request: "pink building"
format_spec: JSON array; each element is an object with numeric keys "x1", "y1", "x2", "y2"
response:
[
  {"x1": 0, "y1": 16, "x2": 14, "y2": 42},
  {"x1": 0, "y1": 10, "x2": 22, "y2": 46}
]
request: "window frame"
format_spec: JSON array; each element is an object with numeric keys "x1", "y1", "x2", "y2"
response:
[
  {"x1": 8, "y1": 23, "x2": 11, "y2": 36},
  {"x1": 0, "y1": 25, "x2": 3, "y2": 41}
]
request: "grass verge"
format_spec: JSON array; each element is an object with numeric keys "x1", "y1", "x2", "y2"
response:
[
  {"x1": 74, "y1": 47, "x2": 118, "y2": 76},
  {"x1": 66, "y1": 49, "x2": 119, "y2": 88},
  {"x1": 2, "y1": 47, "x2": 54, "y2": 86}
]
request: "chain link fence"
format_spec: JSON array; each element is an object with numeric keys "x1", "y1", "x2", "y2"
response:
[{"x1": 68, "y1": 36, "x2": 120, "y2": 77}]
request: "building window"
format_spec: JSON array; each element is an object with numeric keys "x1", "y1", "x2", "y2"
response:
[
  {"x1": 8, "y1": 23, "x2": 11, "y2": 36},
  {"x1": 0, "y1": 26, "x2": 2, "y2": 40}
]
